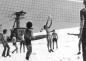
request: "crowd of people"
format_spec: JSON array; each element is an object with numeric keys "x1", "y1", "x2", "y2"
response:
[
  {"x1": 1, "y1": 0, "x2": 86, "y2": 61},
  {"x1": 0, "y1": 16, "x2": 58, "y2": 60}
]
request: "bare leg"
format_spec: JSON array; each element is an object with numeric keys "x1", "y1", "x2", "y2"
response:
[
  {"x1": 49, "y1": 39, "x2": 54, "y2": 52},
  {"x1": 15, "y1": 45, "x2": 18, "y2": 53},
  {"x1": 23, "y1": 43, "x2": 25, "y2": 52},
  {"x1": 47, "y1": 41, "x2": 50, "y2": 52},
  {"x1": 12, "y1": 45, "x2": 18, "y2": 54},
  {"x1": 77, "y1": 39, "x2": 81, "y2": 55},
  {"x1": 56, "y1": 40, "x2": 58, "y2": 49},
  {"x1": 82, "y1": 44, "x2": 86, "y2": 61},
  {"x1": 2, "y1": 46, "x2": 6, "y2": 57},
  {"x1": 20, "y1": 42, "x2": 22, "y2": 53},
  {"x1": 52, "y1": 38, "x2": 54, "y2": 49},
  {"x1": 6, "y1": 44, "x2": 11, "y2": 57},
  {"x1": 25, "y1": 45, "x2": 32, "y2": 60}
]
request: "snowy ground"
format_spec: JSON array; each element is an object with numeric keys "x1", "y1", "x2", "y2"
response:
[{"x1": 0, "y1": 27, "x2": 83, "y2": 61}]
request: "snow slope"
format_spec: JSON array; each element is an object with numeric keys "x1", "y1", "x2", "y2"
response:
[{"x1": 0, "y1": 27, "x2": 83, "y2": 61}]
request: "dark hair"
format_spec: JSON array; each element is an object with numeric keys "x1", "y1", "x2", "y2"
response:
[
  {"x1": 26, "y1": 21, "x2": 33, "y2": 29},
  {"x1": 3, "y1": 29, "x2": 7, "y2": 34},
  {"x1": 53, "y1": 29, "x2": 55, "y2": 32},
  {"x1": 83, "y1": 0, "x2": 86, "y2": 5}
]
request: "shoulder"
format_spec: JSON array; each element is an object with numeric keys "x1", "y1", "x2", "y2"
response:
[
  {"x1": 80, "y1": 8, "x2": 86, "y2": 13},
  {"x1": 26, "y1": 29, "x2": 33, "y2": 33}
]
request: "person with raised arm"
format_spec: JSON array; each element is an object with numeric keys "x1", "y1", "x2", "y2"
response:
[{"x1": 40, "y1": 15, "x2": 53, "y2": 52}]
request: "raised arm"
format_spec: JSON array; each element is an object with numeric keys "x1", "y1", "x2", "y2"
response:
[
  {"x1": 48, "y1": 19, "x2": 52, "y2": 28},
  {"x1": 13, "y1": 20, "x2": 16, "y2": 28},
  {"x1": 46, "y1": 19, "x2": 49, "y2": 26}
]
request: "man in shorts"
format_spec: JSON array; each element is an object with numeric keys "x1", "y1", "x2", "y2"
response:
[
  {"x1": 51, "y1": 29, "x2": 58, "y2": 49},
  {"x1": 24, "y1": 21, "x2": 33, "y2": 60}
]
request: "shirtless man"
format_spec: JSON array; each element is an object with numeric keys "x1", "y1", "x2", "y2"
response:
[
  {"x1": 51, "y1": 30, "x2": 58, "y2": 49},
  {"x1": 40, "y1": 15, "x2": 53, "y2": 52}
]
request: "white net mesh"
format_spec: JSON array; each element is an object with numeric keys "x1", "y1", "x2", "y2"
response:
[{"x1": 0, "y1": 0, "x2": 84, "y2": 32}]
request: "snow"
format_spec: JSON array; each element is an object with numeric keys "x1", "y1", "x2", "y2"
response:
[{"x1": 0, "y1": 27, "x2": 83, "y2": 61}]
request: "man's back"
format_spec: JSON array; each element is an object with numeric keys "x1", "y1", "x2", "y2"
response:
[
  {"x1": 24, "y1": 29, "x2": 32, "y2": 39},
  {"x1": 24, "y1": 29, "x2": 32, "y2": 45},
  {"x1": 80, "y1": 8, "x2": 86, "y2": 28},
  {"x1": 80, "y1": 8, "x2": 86, "y2": 43}
]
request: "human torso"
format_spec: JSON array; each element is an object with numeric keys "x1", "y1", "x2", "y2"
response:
[
  {"x1": 81, "y1": 8, "x2": 86, "y2": 28},
  {"x1": 2, "y1": 33, "x2": 8, "y2": 46},
  {"x1": 24, "y1": 29, "x2": 32, "y2": 45},
  {"x1": 45, "y1": 28, "x2": 51, "y2": 40},
  {"x1": 12, "y1": 37, "x2": 16, "y2": 43},
  {"x1": 52, "y1": 33, "x2": 57, "y2": 38},
  {"x1": 3, "y1": 34, "x2": 8, "y2": 42},
  {"x1": 80, "y1": 8, "x2": 86, "y2": 43}
]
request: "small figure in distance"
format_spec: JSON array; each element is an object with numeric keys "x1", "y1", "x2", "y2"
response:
[{"x1": 51, "y1": 29, "x2": 58, "y2": 49}]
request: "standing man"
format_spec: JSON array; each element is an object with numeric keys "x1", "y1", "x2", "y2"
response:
[
  {"x1": 24, "y1": 21, "x2": 34, "y2": 60},
  {"x1": 2, "y1": 29, "x2": 11, "y2": 57},
  {"x1": 51, "y1": 29, "x2": 58, "y2": 49},
  {"x1": 77, "y1": 36, "x2": 82, "y2": 55},
  {"x1": 80, "y1": 0, "x2": 86, "y2": 61}
]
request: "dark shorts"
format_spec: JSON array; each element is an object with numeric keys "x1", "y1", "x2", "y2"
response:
[
  {"x1": 13, "y1": 42, "x2": 16, "y2": 45},
  {"x1": 20, "y1": 41, "x2": 25, "y2": 45},
  {"x1": 53, "y1": 38, "x2": 57, "y2": 42}
]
